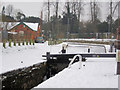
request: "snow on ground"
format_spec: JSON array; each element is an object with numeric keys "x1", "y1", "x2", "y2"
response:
[
  {"x1": 34, "y1": 58, "x2": 118, "y2": 88},
  {"x1": 50, "y1": 42, "x2": 115, "y2": 54},
  {"x1": 0, "y1": 41, "x2": 116, "y2": 75},
  {"x1": 50, "y1": 45, "x2": 106, "y2": 54},
  {"x1": 0, "y1": 42, "x2": 49, "y2": 74},
  {"x1": 63, "y1": 38, "x2": 116, "y2": 42},
  {"x1": 33, "y1": 41, "x2": 117, "y2": 88},
  {"x1": 0, "y1": 40, "x2": 118, "y2": 88}
]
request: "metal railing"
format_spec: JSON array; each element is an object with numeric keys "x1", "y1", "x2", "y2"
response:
[{"x1": 68, "y1": 55, "x2": 82, "y2": 69}]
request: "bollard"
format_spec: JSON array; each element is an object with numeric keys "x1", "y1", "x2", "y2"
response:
[
  {"x1": 110, "y1": 43, "x2": 113, "y2": 52},
  {"x1": 116, "y1": 50, "x2": 120, "y2": 75},
  {"x1": 88, "y1": 47, "x2": 90, "y2": 53},
  {"x1": 46, "y1": 52, "x2": 50, "y2": 61},
  {"x1": 46, "y1": 52, "x2": 50, "y2": 79}
]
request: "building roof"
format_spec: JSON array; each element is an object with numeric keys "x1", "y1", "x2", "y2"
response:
[
  {"x1": 7, "y1": 22, "x2": 19, "y2": 30},
  {"x1": 8, "y1": 22, "x2": 39, "y2": 31},
  {"x1": 24, "y1": 22, "x2": 39, "y2": 31}
]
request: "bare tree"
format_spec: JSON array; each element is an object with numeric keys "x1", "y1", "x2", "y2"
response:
[
  {"x1": 16, "y1": 12, "x2": 25, "y2": 21},
  {"x1": 13, "y1": 9, "x2": 23, "y2": 21},
  {"x1": 52, "y1": 1, "x2": 60, "y2": 38},
  {"x1": 71, "y1": 2, "x2": 77, "y2": 14},
  {"x1": 55, "y1": 1, "x2": 59, "y2": 18},
  {"x1": 90, "y1": 2, "x2": 93, "y2": 22},
  {"x1": 43, "y1": 0, "x2": 59, "y2": 22},
  {"x1": 65, "y1": 1, "x2": 84, "y2": 22},
  {"x1": 2, "y1": 6, "x2": 5, "y2": 15},
  {"x1": 5, "y1": 4, "x2": 14, "y2": 16},
  {"x1": 47, "y1": 0, "x2": 50, "y2": 22},
  {"x1": 107, "y1": 1, "x2": 119, "y2": 34},
  {"x1": 43, "y1": 0, "x2": 53, "y2": 22},
  {"x1": 109, "y1": 1, "x2": 113, "y2": 34},
  {"x1": 76, "y1": 0, "x2": 84, "y2": 22},
  {"x1": 90, "y1": 1, "x2": 100, "y2": 23}
]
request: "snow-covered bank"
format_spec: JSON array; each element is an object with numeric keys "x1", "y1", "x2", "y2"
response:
[
  {"x1": 1, "y1": 42, "x2": 49, "y2": 74},
  {"x1": 50, "y1": 42, "x2": 115, "y2": 54},
  {"x1": 63, "y1": 38, "x2": 116, "y2": 42},
  {"x1": 1, "y1": 41, "x2": 115, "y2": 74},
  {"x1": 35, "y1": 58, "x2": 118, "y2": 88}
]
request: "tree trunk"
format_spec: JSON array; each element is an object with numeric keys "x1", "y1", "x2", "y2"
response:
[
  {"x1": 56, "y1": 2, "x2": 59, "y2": 18},
  {"x1": 48, "y1": 0, "x2": 50, "y2": 22}
]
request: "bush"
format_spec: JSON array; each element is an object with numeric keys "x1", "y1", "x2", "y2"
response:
[
  {"x1": 26, "y1": 40, "x2": 28, "y2": 45},
  {"x1": 22, "y1": 40, "x2": 25, "y2": 45},
  {"x1": 32, "y1": 40, "x2": 35, "y2": 45},
  {"x1": 9, "y1": 39, "x2": 12, "y2": 47},
  {"x1": 18, "y1": 41, "x2": 21, "y2": 46},
  {"x1": 29, "y1": 40, "x2": 31, "y2": 45},
  {"x1": 3, "y1": 41, "x2": 6, "y2": 48},
  {"x1": 13, "y1": 40, "x2": 16, "y2": 46}
]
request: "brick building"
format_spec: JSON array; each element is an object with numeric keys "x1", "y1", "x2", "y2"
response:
[{"x1": 8, "y1": 22, "x2": 40, "y2": 41}]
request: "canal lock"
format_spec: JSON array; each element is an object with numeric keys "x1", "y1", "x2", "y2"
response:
[{"x1": 1, "y1": 54, "x2": 85, "y2": 89}]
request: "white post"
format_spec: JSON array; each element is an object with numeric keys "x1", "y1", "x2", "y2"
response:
[
  {"x1": 116, "y1": 49, "x2": 120, "y2": 75},
  {"x1": 79, "y1": 55, "x2": 82, "y2": 69}
]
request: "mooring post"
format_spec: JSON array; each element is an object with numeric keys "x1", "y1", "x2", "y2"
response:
[
  {"x1": 46, "y1": 52, "x2": 50, "y2": 79},
  {"x1": 88, "y1": 47, "x2": 90, "y2": 53},
  {"x1": 110, "y1": 42, "x2": 113, "y2": 52},
  {"x1": 46, "y1": 52, "x2": 50, "y2": 61}
]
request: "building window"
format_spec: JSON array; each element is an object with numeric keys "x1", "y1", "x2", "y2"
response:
[{"x1": 19, "y1": 31, "x2": 24, "y2": 36}]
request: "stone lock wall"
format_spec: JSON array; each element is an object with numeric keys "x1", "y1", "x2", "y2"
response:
[
  {"x1": 1, "y1": 56, "x2": 75, "y2": 89},
  {"x1": 1, "y1": 62, "x2": 46, "y2": 90}
]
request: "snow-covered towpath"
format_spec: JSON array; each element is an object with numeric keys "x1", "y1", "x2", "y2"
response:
[{"x1": 1, "y1": 42, "x2": 49, "y2": 74}]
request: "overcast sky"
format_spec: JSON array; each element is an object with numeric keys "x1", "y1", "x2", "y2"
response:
[{"x1": 0, "y1": 0, "x2": 119, "y2": 22}]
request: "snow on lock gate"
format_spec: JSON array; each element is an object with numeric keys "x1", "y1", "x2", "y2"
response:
[
  {"x1": 43, "y1": 44, "x2": 116, "y2": 79},
  {"x1": 44, "y1": 52, "x2": 116, "y2": 77}
]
